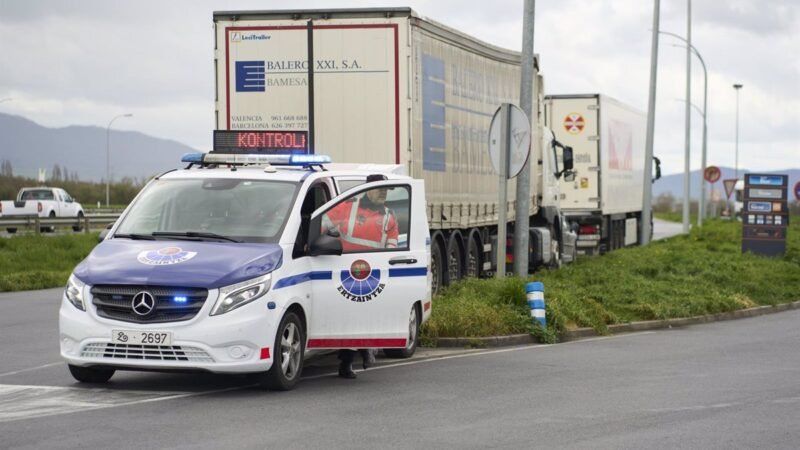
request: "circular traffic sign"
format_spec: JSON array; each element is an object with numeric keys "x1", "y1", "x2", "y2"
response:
[
  {"x1": 704, "y1": 166, "x2": 721, "y2": 183},
  {"x1": 488, "y1": 104, "x2": 531, "y2": 179}
]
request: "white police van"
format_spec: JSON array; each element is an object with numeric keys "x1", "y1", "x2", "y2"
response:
[{"x1": 59, "y1": 151, "x2": 431, "y2": 390}]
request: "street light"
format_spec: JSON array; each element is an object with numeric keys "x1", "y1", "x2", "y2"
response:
[
  {"x1": 660, "y1": 31, "x2": 708, "y2": 226},
  {"x1": 733, "y1": 84, "x2": 743, "y2": 180},
  {"x1": 106, "y1": 113, "x2": 133, "y2": 207}
]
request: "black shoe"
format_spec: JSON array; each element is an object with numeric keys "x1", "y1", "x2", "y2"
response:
[
  {"x1": 338, "y1": 362, "x2": 357, "y2": 379},
  {"x1": 361, "y1": 350, "x2": 376, "y2": 370}
]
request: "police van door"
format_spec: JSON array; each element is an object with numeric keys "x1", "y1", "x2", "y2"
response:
[{"x1": 306, "y1": 180, "x2": 427, "y2": 350}]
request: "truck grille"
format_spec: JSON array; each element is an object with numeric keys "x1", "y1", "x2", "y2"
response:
[
  {"x1": 91, "y1": 285, "x2": 209, "y2": 324},
  {"x1": 81, "y1": 343, "x2": 214, "y2": 362}
]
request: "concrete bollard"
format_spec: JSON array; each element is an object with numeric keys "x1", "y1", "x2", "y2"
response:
[{"x1": 526, "y1": 282, "x2": 546, "y2": 328}]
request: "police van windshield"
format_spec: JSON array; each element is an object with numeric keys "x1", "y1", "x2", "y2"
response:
[{"x1": 114, "y1": 178, "x2": 298, "y2": 243}]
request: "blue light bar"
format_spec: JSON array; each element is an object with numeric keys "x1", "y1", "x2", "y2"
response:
[
  {"x1": 181, "y1": 152, "x2": 204, "y2": 163},
  {"x1": 289, "y1": 154, "x2": 332, "y2": 165},
  {"x1": 174, "y1": 296, "x2": 188, "y2": 303}
]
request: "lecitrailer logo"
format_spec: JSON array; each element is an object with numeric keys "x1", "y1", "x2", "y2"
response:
[{"x1": 231, "y1": 32, "x2": 271, "y2": 42}]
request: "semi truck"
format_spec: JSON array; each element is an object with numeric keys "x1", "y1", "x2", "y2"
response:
[
  {"x1": 213, "y1": 7, "x2": 576, "y2": 293},
  {"x1": 544, "y1": 94, "x2": 657, "y2": 255}
]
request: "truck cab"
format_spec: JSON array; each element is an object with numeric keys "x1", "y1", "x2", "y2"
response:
[{"x1": 59, "y1": 152, "x2": 431, "y2": 390}]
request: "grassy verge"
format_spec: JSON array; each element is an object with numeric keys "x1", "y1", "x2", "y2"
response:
[
  {"x1": 422, "y1": 218, "x2": 800, "y2": 344},
  {"x1": 0, "y1": 234, "x2": 98, "y2": 291}
]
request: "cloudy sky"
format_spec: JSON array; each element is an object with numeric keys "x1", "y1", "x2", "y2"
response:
[{"x1": 0, "y1": 0, "x2": 797, "y2": 176}]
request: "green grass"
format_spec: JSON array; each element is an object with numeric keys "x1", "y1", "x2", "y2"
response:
[
  {"x1": 0, "y1": 234, "x2": 98, "y2": 291},
  {"x1": 422, "y1": 218, "x2": 800, "y2": 343}
]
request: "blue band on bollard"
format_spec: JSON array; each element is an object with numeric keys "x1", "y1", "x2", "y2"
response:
[
  {"x1": 526, "y1": 282, "x2": 544, "y2": 293},
  {"x1": 527, "y1": 300, "x2": 545, "y2": 309}
]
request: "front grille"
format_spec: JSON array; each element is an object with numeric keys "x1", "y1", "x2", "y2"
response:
[
  {"x1": 81, "y1": 343, "x2": 214, "y2": 363},
  {"x1": 91, "y1": 285, "x2": 209, "y2": 324}
]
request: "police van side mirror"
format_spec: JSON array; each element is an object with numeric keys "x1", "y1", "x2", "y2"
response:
[{"x1": 98, "y1": 222, "x2": 114, "y2": 242}]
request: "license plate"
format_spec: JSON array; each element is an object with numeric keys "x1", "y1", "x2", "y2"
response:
[{"x1": 112, "y1": 330, "x2": 172, "y2": 345}]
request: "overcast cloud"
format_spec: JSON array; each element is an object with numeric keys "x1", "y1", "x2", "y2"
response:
[{"x1": 0, "y1": 0, "x2": 797, "y2": 176}]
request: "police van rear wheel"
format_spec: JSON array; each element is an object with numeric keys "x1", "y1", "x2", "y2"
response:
[
  {"x1": 259, "y1": 312, "x2": 304, "y2": 391},
  {"x1": 383, "y1": 305, "x2": 419, "y2": 359},
  {"x1": 68, "y1": 364, "x2": 115, "y2": 383}
]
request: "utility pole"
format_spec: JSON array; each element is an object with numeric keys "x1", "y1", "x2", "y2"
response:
[
  {"x1": 682, "y1": 0, "x2": 692, "y2": 234},
  {"x1": 733, "y1": 84, "x2": 743, "y2": 180},
  {"x1": 514, "y1": 0, "x2": 535, "y2": 276},
  {"x1": 641, "y1": 0, "x2": 660, "y2": 246}
]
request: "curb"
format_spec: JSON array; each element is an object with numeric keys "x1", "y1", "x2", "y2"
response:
[{"x1": 430, "y1": 300, "x2": 800, "y2": 348}]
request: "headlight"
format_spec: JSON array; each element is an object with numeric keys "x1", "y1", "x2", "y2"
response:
[
  {"x1": 211, "y1": 274, "x2": 271, "y2": 316},
  {"x1": 65, "y1": 274, "x2": 86, "y2": 311}
]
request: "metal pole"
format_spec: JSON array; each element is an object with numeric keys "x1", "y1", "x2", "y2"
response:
[
  {"x1": 106, "y1": 113, "x2": 133, "y2": 207},
  {"x1": 641, "y1": 0, "x2": 660, "y2": 246},
  {"x1": 663, "y1": 35, "x2": 707, "y2": 226},
  {"x1": 734, "y1": 84, "x2": 742, "y2": 180},
  {"x1": 682, "y1": 0, "x2": 691, "y2": 234},
  {"x1": 515, "y1": 0, "x2": 535, "y2": 276},
  {"x1": 497, "y1": 104, "x2": 510, "y2": 278}
]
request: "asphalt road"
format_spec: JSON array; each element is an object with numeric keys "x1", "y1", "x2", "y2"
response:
[
  {"x1": 2, "y1": 289, "x2": 799, "y2": 449},
  {"x1": 652, "y1": 217, "x2": 685, "y2": 241}
]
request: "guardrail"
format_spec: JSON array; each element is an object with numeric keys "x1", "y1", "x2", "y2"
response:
[{"x1": 0, "y1": 214, "x2": 121, "y2": 235}]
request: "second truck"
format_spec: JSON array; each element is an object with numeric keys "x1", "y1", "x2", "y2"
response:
[
  {"x1": 545, "y1": 94, "x2": 657, "y2": 255},
  {"x1": 213, "y1": 7, "x2": 577, "y2": 293}
]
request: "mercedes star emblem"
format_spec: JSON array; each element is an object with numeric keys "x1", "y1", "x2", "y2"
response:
[{"x1": 131, "y1": 291, "x2": 156, "y2": 316}]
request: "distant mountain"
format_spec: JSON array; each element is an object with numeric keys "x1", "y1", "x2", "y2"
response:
[
  {"x1": 653, "y1": 166, "x2": 800, "y2": 201},
  {"x1": 0, "y1": 113, "x2": 199, "y2": 182}
]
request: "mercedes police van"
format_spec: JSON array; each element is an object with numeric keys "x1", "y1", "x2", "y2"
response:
[{"x1": 59, "y1": 147, "x2": 431, "y2": 390}]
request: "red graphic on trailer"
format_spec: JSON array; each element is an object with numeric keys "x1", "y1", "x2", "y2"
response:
[
  {"x1": 564, "y1": 113, "x2": 585, "y2": 134},
  {"x1": 608, "y1": 119, "x2": 632, "y2": 171}
]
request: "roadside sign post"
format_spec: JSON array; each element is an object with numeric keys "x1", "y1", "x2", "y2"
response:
[
  {"x1": 489, "y1": 103, "x2": 531, "y2": 278},
  {"x1": 703, "y1": 166, "x2": 721, "y2": 222},
  {"x1": 723, "y1": 178, "x2": 738, "y2": 217}
]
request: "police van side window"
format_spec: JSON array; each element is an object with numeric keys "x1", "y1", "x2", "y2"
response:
[{"x1": 320, "y1": 185, "x2": 410, "y2": 253}]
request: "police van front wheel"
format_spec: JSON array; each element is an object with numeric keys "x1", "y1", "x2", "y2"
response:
[
  {"x1": 68, "y1": 364, "x2": 115, "y2": 383},
  {"x1": 258, "y1": 312, "x2": 305, "y2": 391},
  {"x1": 383, "y1": 305, "x2": 419, "y2": 359}
]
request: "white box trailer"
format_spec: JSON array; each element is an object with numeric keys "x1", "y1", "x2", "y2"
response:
[
  {"x1": 544, "y1": 94, "x2": 647, "y2": 255},
  {"x1": 214, "y1": 8, "x2": 575, "y2": 292}
]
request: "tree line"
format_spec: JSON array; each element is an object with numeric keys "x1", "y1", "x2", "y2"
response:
[{"x1": 0, "y1": 159, "x2": 146, "y2": 206}]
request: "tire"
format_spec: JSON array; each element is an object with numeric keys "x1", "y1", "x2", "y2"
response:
[
  {"x1": 465, "y1": 235, "x2": 481, "y2": 278},
  {"x1": 257, "y1": 311, "x2": 304, "y2": 391},
  {"x1": 68, "y1": 364, "x2": 115, "y2": 383},
  {"x1": 431, "y1": 238, "x2": 445, "y2": 296},
  {"x1": 6, "y1": 228, "x2": 16, "y2": 234},
  {"x1": 73, "y1": 212, "x2": 84, "y2": 232},
  {"x1": 42, "y1": 211, "x2": 56, "y2": 233},
  {"x1": 383, "y1": 305, "x2": 420, "y2": 359},
  {"x1": 446, "y1": 235, "x2": 464, "y2": 284}
]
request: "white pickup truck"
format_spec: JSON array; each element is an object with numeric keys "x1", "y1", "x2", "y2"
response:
[{"x1": 0, "y1": 187, "x2": 84, "y2": 233}]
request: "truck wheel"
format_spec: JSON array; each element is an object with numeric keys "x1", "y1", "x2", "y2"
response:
[
  {"x1": 446, "y1": 235, "x2": 464, "y2": 283},
  {"x1": 68, "y1": 364, "x2": 115, "y2": 383},
  {"x1": 466, "y1": 236, "x2": 481, "y2": 278},
  {"x1": 383, "y1": 305, "x2": 419, "y2": 359},
  {"x1": 6, "y1": 228, "x2": 16, "y2": 234},
  {"x1": 257, "y1": 312, "x2": 304, "y2": 391},
  {"x1": 431, "y1": 238, "x2": 445, "y2": 295},
  {"x1": 42, "y1": 211, "x2": 56, "y2": 233},
  {"x1": 73, "y1": 212, "x2": 84, "y2": 232}
]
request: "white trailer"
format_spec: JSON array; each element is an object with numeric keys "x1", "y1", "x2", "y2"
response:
[
  {"x1": 213, "y1": 8, "x2": 576, "y2": 293},
  {"x1": 544, "y1": 94, "x2": 649, "y2": 255}
]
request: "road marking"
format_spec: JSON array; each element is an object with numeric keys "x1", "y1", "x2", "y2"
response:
[
  {"x1": 0, "y1": 384, "x2": 246, "y2": 423},
  {"x1": 0, "y1": 362, "x2": 63, "y2": 378}
]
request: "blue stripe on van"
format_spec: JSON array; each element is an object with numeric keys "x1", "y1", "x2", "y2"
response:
[
  {"x1": 388, "y1": 267, "x2": 428, "y2": 277},
  {"x1": 274, "y1": 271, "x2": 332, "y2": 289}
]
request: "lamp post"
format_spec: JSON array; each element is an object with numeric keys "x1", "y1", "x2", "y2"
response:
[
  {"x1": 661, "y1": 32, "x2": 708, "y2": 225},
  {"x1": 733, "y1": 84, "x2": 742, "y2": 180},
  {"x1": 106, "y1": 113, "x2": 133, "y2": 207}
]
